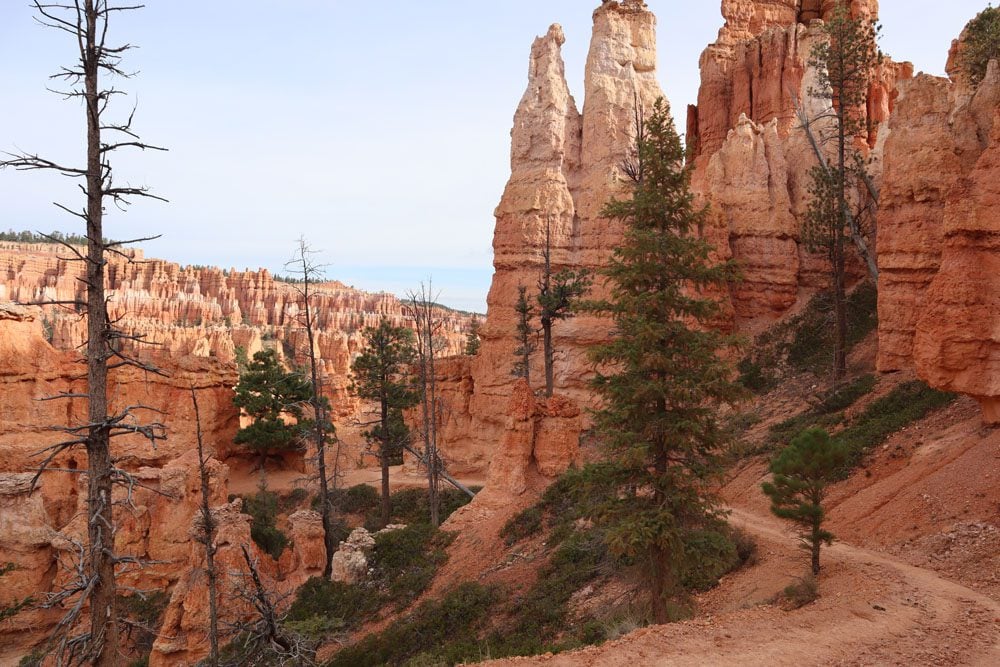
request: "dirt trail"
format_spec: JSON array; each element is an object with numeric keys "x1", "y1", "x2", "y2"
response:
[{"x1": 480, "y1": 506, "x2": 1000, "y2": 666}]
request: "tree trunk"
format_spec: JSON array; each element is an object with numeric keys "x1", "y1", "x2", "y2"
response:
[
  {"x1": 426, "y1": 305, "x2": 440, "y2": 527},
  {"x1": 834, "y1": 100, "x2": 849, "y2": 381},
  {"x1": 84, "y1": 2, "x2": 119, "y2": 662},
  {"x1": 301, "y1": 261, "x2": 337, "y2": 577},
  {"x1": 192, "y1": 388, "x2": 219, "y2": 666},
  {"x1": 811, "y1": 523, "x2": 822, "y2": 575},
  {"x1": 651, "y1": 546, "x2": 670, "y2": 624},
  {"x1": 542, "y1": 316, "x2": 554, "y2": 398},
  {"x1": 380, "y1": 394, "x2": 391, "y2": 528}
]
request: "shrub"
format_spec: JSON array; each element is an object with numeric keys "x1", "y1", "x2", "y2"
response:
[
  {"x1": 836, "y1": 380, "x2": 956, "y2": 468},
  {"x1": 118, "y1": 591, "x2": 170, "y2": 658},
  {"x1": 679, "y1": 527, "x2": 740, "y2": 592},
  {"x1": 242, "y1": 490, "x2": 288, "y2": 560},
  {"x1": 286, "y1": 577, "x2": 378, "y2": 631},
  {"x1": 499, "y1": 506, "x2": 543, "y2": 546},
  {"x1": 325, "y1": 583, "x2": 497, "y2": 667},
  {"x1": 371, "y1": 524, "x2": 454, "y2": 608},
  {"x1": 962, "y1": 6, "x2": 1000, "y2": 87},
  {"x1": 817, "y1": 374, "x2": 877, "y2": 414},
  {"x1": 339, "y1": 483, "x2": 380, "y2": 514},
  {"x1": 781, "y1": 575, "x2": 819, "y2": 609}
]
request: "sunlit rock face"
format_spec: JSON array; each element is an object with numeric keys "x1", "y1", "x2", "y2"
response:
[
  {"x1": 0, "y1": 241, "x2": 473, "y2": 423},
  {"x1": 453, "y1": 1, "x2": 666, "y2": 478},
  {"x1": 878, "y1": 60, "x2": 1000, "y2": 422}
]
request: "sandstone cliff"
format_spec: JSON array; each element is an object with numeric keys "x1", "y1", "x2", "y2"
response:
[
  {"x1": 0, "y1": 241, "x2": 473, "y2": 421},
  {"x1": 878, "y1": 59, "x2": 1000, "y2": 422}
]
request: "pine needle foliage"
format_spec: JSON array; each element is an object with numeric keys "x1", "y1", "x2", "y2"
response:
[
  {"x1": 963, "y1": 5, "x2": 1000, "y2": 87},
  {"x1": 762, "y1": 428, "x2": 849, "y2": 575},
  {"x1": 586, "y1": 97, "x2": 744, "y2": 623},
  {"x1": 351, "y1": 319, "x2": 418, "y2": 526},
  {"x1": 233, "y1": 349, "x2": 312, "y2": 462}
]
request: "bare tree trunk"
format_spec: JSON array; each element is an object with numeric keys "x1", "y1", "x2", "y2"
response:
[
  {"x1": 2, "y1": 3, "x2": 167, "y2": 663},
  {"x1": 82, "y1": 3, "x2": 118, "y2": 661},
  {"x1": 541, "y1": 220, "x2": 555, "y2": 398},
  {"x1": 407, "y1": 285, "x2": 444, "y2": 526},
  {"x1": 191, "y1": 387, "x2": 219, "y2": 666},
  {"x1": 291, "y1": 239, "x2": 338, "y2": 577},
  {"x1": 834, "y1": 107, "x2": 849, "y2": 381}
]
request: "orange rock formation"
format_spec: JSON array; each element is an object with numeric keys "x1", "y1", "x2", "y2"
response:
[{"x1": 878, "y1": 57, "x2": 1000, "y2": 422}]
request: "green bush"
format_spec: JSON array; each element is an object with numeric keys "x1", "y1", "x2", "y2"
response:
[
  {"x1": 837, "y1": 381, "x2": 956, "y2": 468},
  {"x1": 963, "y1": 6, "x2": 1000, "y2": 86},
  {"x1": 371, "y1": 524, "x2": 454, "y2": 608},
  {"x1": 787, "y1": 284, "x2": 878, "y2": 374},
  {"x1": 817, "y1": 374, "x2": 877, "y2": 413},
  {"x1": 499, "y1": 506, "x2": 543, "y2": 546},
  {"x1": 325, "y1": 583, "x2": 497, "y2": 667},
  {"x1": 286, "y1": 577, "x2": 378, "y2": 631},
  {"x1": 118, "y1": 591, "x2": 170, "y2": 658},
  {"x1": 363, "y1": 487, "x2": 476, "y2": 529},
  {"x1": 781, "y1": 575, "x2": 819, "y2": 609},
  {"x1": 679, "y1": 527, "x2": 740, "y2": 592},
  {"x1": 242, "y1": 490, "x2": 289, "y2": 560},
  {"x1": 339, "y1": 483, "x2": 381, "y2": 514}
]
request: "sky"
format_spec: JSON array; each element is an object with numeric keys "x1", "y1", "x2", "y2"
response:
[{"x1": 0, "y1": 1, "x2": 988, "y2": 312}]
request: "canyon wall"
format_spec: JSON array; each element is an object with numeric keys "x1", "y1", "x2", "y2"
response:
[
  {"x1": 0, "y1": 241, "x2": 473, "y2": 421},
  {"x1": 689, "y1": 0, "x2": 911, "y2": 326},
  {"x1": 0, "y1": 301, "x2": 333, "y2": 667},
  {"x1": 877, "y1": 53, "x2": 1000, "y2": 422}
]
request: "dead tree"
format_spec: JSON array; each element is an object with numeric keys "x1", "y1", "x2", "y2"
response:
[
  {"x1": 191, "y1": 387, "x2": 220, "y2": 667},
  {"x1": 223, "y1": 545, "x2": 315, "y2": 667},
  {"x1": 284, "y1": 238, "x2": 340, "y2": 578},
  {"x1": 0, "y1": 2, "x2": 167, "y2": 664},
  {"x1": 406, "y1": 282, "x2": 443, "y2": 526}
]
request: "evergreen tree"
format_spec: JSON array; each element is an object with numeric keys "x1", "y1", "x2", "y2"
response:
[
  {"x1": 233, "y1": 349, "x2": 313, "y2": 469},
  {"x1": 0, "y1": 563, "x2": 32, "y2": 623},
  {"x1": 803, "y1": 2, "x2": 881, "y2": 380},
  {"x1": 537, "y1": 219, "x2": 591, "y2": 397},
  {"x1": 762, "y1": 428, "x2": 849, "y2": 575},
  {"x1": 588, "y1": 98, "x2": 743, "y2": 623},
  {"x1": 464, "y1": 319, "x2": 482, "y2": 356},
  {"x1": 351, "y1": 320, "x2": 418, "y2": 527},
  {"x1": 512, "y1": 285, "x2": 536, "y2": 384},
  {"x1": 962, "y1": 5, "x2": 1000, "y2": 88}
]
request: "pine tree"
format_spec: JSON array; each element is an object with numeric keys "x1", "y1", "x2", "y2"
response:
[
  {"x1": 537, "y1": 219, "x2": 591, "y2": 397},
  {"x1": 762, "y1": 428, "x2": 849, "y2": 575},
  {"x1": 351, "y1": 320, "x2": 418, "y2": 527},
  {"x1": 962, "y1": 6, "x2": 1000, "y2": 88},
  {"x1": 588, "y1": 98, "x2": 743, "y2": 623},
  {"x1": 464, "y1": 319, "x2": 482, "y2": 356},
  {"x1": 512, "y1": 285, "x2": 536, "y2": 384},
  {"x1": 803, "y1": 2, "x2": 881, "y2": 380},
  {"x1": 233, "y1": 349, "x2": 313, "y2": 470}
]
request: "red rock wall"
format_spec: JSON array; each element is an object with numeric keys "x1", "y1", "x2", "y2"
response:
[{"x1": 878, "y1": 60, "x2": 1000, "y2": 422}]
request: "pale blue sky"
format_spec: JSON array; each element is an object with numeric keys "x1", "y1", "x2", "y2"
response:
[{"x1": 0, "y1": 1, "x2": 987, "y2": 311}]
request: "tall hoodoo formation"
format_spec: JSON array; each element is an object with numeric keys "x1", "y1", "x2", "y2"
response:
[{"x1": 466, "y1": 1, "x2": 665, "y2": 483}]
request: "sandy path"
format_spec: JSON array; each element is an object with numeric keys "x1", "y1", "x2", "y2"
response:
[{"x1": 480, "y1": 507, "x2": 1000, "y2": 666}]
